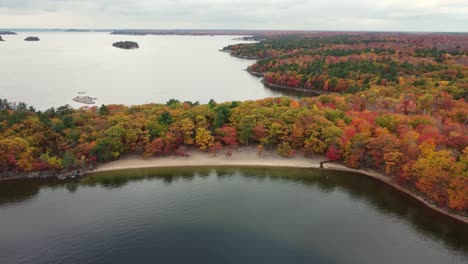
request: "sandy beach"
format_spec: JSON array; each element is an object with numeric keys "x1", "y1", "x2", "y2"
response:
[
  {"x1": 92, "y1": 147, "x2": 468, "y2": 224},
  {"x1": 94, "y1": 147, "x2": 343, "y2": 172}
]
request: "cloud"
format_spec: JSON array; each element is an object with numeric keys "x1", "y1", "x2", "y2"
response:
[{"x1": 0, "y1": 0, "x2": 467, "y2": 31}]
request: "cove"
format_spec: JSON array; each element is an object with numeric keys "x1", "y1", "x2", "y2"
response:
[{"x1": 0, "y1": 167, "x2": 467, "y2": 264}]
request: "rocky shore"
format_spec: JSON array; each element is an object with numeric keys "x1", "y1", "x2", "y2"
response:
[
  {"x1": 260, "y1": 80, "x2": 330, "y2": 95},
  {"x1": 247, "y1": 70, "x2": 264, "y2": 77},
  {"x1": 221, "y1": 49, "x2": 261, "y2": 60},
  {"x1": 0, "y1": 169, "x2": 90, "y2": 181}
]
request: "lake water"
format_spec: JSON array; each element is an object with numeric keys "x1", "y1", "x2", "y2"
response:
[
  {"x1": 0, "y1": 32, "x2": 282, "y2": 110},
  {"x1": 0, "y1": 167, "x2": 466, "y2": 264}
]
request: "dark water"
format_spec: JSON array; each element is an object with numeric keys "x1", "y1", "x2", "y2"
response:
[{"x1": 0, "y1": 167, "x2": 467, "y2": 264}]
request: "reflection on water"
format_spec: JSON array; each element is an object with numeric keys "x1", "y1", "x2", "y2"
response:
[{"x1": 0, "y1": 167, "x2": 467, "y2": 264}]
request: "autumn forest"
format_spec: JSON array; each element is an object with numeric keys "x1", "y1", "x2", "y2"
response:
[{"x1": 1, "y1": 32, "x2": 467, "y2": 215}]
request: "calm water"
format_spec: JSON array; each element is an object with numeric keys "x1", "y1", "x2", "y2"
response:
[
  {"x1": 0, "y1": 32, "x2": 283, "y2": 110},
  {"x1": 0, "y1": 167, "x2": 467, "y2": 264}
]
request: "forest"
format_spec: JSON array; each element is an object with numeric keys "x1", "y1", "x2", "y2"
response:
[
  {"x1": 224, "y1": 33, "x2": 467, "y2": 97},
  {"x1": 0, "y1": 32, "x2": 467, "y2": 215}
]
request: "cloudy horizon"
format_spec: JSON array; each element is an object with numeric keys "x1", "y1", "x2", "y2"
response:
[{"x1": 1, "y1": 0, "x2": 467, "y2": 32}]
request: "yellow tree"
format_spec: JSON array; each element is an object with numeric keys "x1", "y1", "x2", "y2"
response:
[
  {"x1": 412, "y1": 143, "x2": 462, "y2": 207},
  {"x1": 178, "y1": 118, "x2": 195, "y2": 145},
  {"x1": 195, "y1": 127, "x2": 214, "y2": 151}
]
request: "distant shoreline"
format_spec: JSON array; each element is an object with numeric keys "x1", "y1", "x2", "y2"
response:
[
  {"x1": 260, "y1": 79, "x2": 331, "y2": 95},
  {"x1": 90, "y1": 147, "x2": 468, "y2": 224},
  {"x1": 245, "y1": 68, "x2": 332, "y2": 95},
  {"x1": 0, "y1": 31, "x2": 17, "y2": 35}
]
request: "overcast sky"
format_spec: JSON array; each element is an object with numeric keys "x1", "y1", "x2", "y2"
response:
[{"x1": 0, "y1": 0, "x2": 467, "y2": 32}]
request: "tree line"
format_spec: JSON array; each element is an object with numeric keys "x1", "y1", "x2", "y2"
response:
[{"x1": 0, "y1": 85, "x2": 466, "y2": 213}]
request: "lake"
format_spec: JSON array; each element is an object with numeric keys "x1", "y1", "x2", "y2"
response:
[
  {"x1": 0, "y1": 32, "x2": 283, "y2": 110},
  {"x1": 0, "y1": 167, "x2": 466, "y2": 264}
]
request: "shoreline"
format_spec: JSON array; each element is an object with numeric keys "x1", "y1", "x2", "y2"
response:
[
  {"x1": 1, "y1": 147, "x2": 466, "y2": 224},
  {"x1": 260, "y1": 79, "x2": 331, "y2": 95},
  {"x1": 225, "y1": 50, "x2": 336, "y2": 95},
  {"x1": 243, "y1": 68, "x2": 331, "y2": 95},
  {"x1": 91, "y1": 147, "x2": 468, "y2": 224}
]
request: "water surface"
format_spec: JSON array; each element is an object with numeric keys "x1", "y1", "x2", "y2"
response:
[
  {"x1": 0, "y1": 167, "x2": 467, "y2": 264},
  {"x1": 0, "y1": 33, "x2": 282, "y2": 109}
]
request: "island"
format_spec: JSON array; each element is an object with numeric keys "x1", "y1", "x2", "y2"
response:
[
  {"x1": 112, "y1": 41, "x2": 139, "y2": 49},
  {"x1": 24, "y1": 36, "x2": 40, "y2": 41},
  {"x1": 65, "y1": 29, "x2": 91, "y2": 32},
  {"x1": 0, "y1": 31, "x2": 17, "y2": 35},
  {"x1": 73, "y1": 96, "x2": 97, "y2": 104}
]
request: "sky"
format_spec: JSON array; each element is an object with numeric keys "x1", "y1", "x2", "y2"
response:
[{"x1": 0, "y1": 0, "x2": 467, "y2": 32}]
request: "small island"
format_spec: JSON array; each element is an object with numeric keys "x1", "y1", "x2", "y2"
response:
[
  {"x1": 73, "y1": 96, "x2": 97, "y2": 104},
  {"x1": 112, "y1": 41, "x2": 139, "y2": 49},
  {"x1": 65, "y1": 29, "x2": 91, "y2": 32},
  {"x1": 24, "y1": 36, "x2": 40, "y2": 41}
]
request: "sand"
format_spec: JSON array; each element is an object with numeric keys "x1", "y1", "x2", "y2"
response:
[{"x1": 94, "y1": 147, "x2": 337, "y2": 171}]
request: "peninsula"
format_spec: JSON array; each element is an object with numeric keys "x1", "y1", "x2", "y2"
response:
[{"x1": 223, "y1": 33, "x2": 468, "y2": 94}]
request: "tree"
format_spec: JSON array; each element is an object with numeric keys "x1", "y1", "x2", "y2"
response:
[
  {"x1": 178, "y1": 118, "x2": 195, "y2": 145},
  {"x1": 62, "y1": 151, "x2": 77, "y2": 170},
  {"x1": 277, "y1": 142, "x2": 295, "y2": 157},
  {"x1": 412, "y1": 144, "x2": 462, "y2": 208},
  {"x1": 215, "y1": 126, "x2": 238, "y2": 146},
  {"x1": 98, "y1": 104, "x2": 109, "y2": 115},
  {"x1": 326, "y1": 146, "x2": 340, "y2": 161},
  {"x1": 158, "y1": 111, "x2": 173, "y2": 126},
  {"x1": 166, "y1": 99, "x2": 181, "y2": 108},
  {"x1": 213, "y1": 105, "x2": 231, "y2": 129},
  {"x1": 367, "y1": 133, "x2": 400, "y2": 170},
  {"x1": 237, "y1": 116, "x2": 255, "y2": 145},
  {"x1": 210, "y1": 141, "x2": 223, "y2": 156},
  {"x1": 144, "y1": 138, "x2": 165, "y2": 157},
  {"x1": 253, "y1": 124, "x2": 268, "y2": 142},
  {"x1": 195, "y1": 127, "x2": 214, "y2": 151},
  {"x1": 93, "y1": 137, "x2": 119, "y2": 161},
  {"x1": 266, "y1": 122, "x2": 287, "y2": 147}
]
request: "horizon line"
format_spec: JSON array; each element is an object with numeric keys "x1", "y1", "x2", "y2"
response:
[{"x1": 1, "y1": 28, "x2": 468, "y2": 34}]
